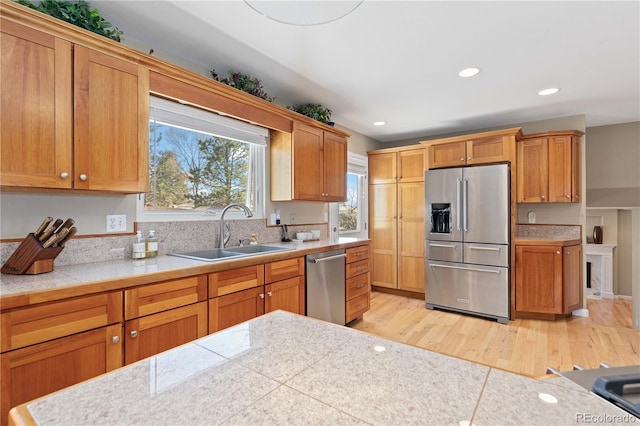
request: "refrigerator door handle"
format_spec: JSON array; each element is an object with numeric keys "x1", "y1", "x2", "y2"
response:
[
  {"x1": 462, "y1": 178, "x2": 469, "y2": 232},
  {"x1": 429, "y1": 263, "x2": 501, "y2": 275},
  {"x1": 428, "y1": 243, "x2": 458, "y2": 249},
  {"x1": 456, "y1": 178, "x2": 462, "y2": 231},
  {"x1": 468, "y1": 246, "x2": 501, "y2": 252}
]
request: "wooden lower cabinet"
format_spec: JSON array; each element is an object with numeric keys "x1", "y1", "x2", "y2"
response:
[
  {"x1": 124, "y1": 302, "x2": 207, "y2": 365},
  {"x1": 515, "y1": 243, "x2": 582, "y2": 316},
  {"x1": 1, "y1": 324, "x2": 122, "y2": 426},
  {"x1": 345, "y1": 245, "x2": 371, "y2": 322},
  {"x1": 209, "y1": 287, "x2": 265, "y2": 332},
  {"x1": 265, "y1": 276, "x2": 305, "y2": 314}
]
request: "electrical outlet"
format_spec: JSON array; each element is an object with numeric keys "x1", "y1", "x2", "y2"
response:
[
  {"x1": 527, "y1": 211, "x2": 536, "y2": 224},
  {"x1": 106, "y1": 214, "x2": 126, "y2": 232}
]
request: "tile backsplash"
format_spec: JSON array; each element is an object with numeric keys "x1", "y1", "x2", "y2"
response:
[{"x1": 1, "y1": 220, "x2": 327, "y2": 267}]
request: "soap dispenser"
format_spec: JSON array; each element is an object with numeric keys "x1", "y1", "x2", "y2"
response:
[{"x1": 249, "y1": 233, "x2": 258, "y2": 245}]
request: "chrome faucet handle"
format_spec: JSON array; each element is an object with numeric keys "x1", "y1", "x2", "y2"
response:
[{"x1": 238, "y1": 237, "x2": 252, "y2": 247}]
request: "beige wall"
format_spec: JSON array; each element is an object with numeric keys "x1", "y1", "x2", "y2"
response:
[{"x1": 586, "y1": 122, "x2": 640, "y2": 191}]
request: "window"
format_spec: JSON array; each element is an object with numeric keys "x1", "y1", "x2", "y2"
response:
[
  {"x1": 339, "y1": 153, "x2": 367, "y2": 234},
  {"x1": 139, "y1": 97, "x2": 268, "y2": 220}
]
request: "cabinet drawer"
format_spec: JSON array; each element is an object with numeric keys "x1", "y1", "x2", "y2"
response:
[
  {"x1": 346, "y1": 293, "x2": 369, "y2": 323},
  {"x1": 1, "y1": 292, "x2": 123, "y2": 352},
  {"x1": 209, "y1": 265, "x2": 265, "y2": 297},
  {"x1": 125, "y1": 275, "x2": 207, "y2": 320},
  {"x1": 346, "y1": 272, "x2": 370, "y2": 300},
  {"x1": 265, "y1": 257, "x2": 304, "y2": 283},
  {"x1": 346, "y1": 245, "x2": 370, "y2": 263},
  {"x1": 346, "y1": 259, "x2": 370, "y2": 279}
]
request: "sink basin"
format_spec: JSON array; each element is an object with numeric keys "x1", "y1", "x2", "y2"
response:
[
  {"x1": 225, "y1": 244, "x2": 290, "y2": 254},
  {"x1": 169, "y1": 245, "x2": 290, "y2": 262}
]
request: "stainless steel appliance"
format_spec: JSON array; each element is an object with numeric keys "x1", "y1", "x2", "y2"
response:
[
  {"x1": 306, "y1": 249, "x2": 347, "y2": 325},
  {"x1": 425, "y1": 163, "x2": 510, "y2": 323}
]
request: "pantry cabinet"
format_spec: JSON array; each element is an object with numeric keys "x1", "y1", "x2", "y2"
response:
[
  {"x1": 271, "y1": 122, "x2": 348, "y2": 202},
  {"x1": 515, "y1": 243, "x2": 582, "y2": 315},
  {"x1": 0, "y1": 292, "x2": 123, "y2": 425},
  {"x1": 208, "y1": 258, "x2": 305, "y2": 332},
  {"x1": 368, "y1": 146, "x2": 425, "y2": 294},
  {"x1": 0, "y1": 17, "x2": 149, "y2": 193},
  {"x1": 123, "y1": 276, "x2": 208, "y2": 364},
  {"x1": 517, "y1": 131, "x2": 583, "y2": 203}
]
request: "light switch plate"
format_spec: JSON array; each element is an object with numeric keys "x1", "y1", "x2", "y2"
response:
[
  {"x1": 106, "y1": 214, "x2": 126, "y2": 232},
  {"x1": 527, "y1": 211, "x2": 536, "y2": 224}
]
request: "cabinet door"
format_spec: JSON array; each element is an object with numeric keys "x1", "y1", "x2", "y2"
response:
[
  {"x1": 292, "y1": 123, "x2": 324, "y2": 200},
  {"x1": 563, "y1": 245, "x2": 582, "y2": 313},
  {"x1": 208, "y1": 287, "x2": 265, "y2": 333},
  {"x1": 265, "y1": 276, "x2": 304, "y2": 315},
  {"x1": 265, "y1": 257, "x2": 304, "y2": 283},
  {"x1": 208, "y1": 265, "x2": 264, "y2": 297},
  {"x1": 515, "y1": 245, "x2": 562, "y2": 313},
  {"x1": 0, "y1": 19, "x2": 73, "y2": 189},
  {"x1": 124, "y1": 302, "x2": 207, "y2": 364},
  {"x1": 548, "y1": 136, "x2": 573, "y2": 202},
  {"x1": 398, "y1": 149, "x2": 425, "y2": 182},
  {"x1": 74, "y1": 46, "x2": 149, "y2": 192},
  {"x1": 517, "y1": 138, "x2": 548, "y2": 203},
  {"x1": 571, "y1": 137, "x2": 581, "y2": 203},
  {"x1": 323, "y1": 132, "x2": 347, "y2": 201},
  {"x1": 398, "y1": 182, "x2": 425, "y2": 293},
  {"x1": 368, "y1": 152, "x2": 397, "y2": 184},
  {"x1": 369, "y1": 183, "x2": 397, "y2": 288},
  {"x1": 466, "y1": 136, "x2": 509, "y2": 165},
  {"x1": 1, "y1": 324, "x2": 122, "y2": 425},
  {"x1": 428, "y1": 142, "x2": 466, "y2": 169}
]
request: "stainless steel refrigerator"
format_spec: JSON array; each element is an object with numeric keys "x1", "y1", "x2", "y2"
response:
[{"x1": 424, "y1": 163, "x2": 510, "y2": 323}]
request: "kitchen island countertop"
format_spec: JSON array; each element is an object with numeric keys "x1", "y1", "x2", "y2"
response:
[{"x1": 8, "y1": 310, "x2": 631, "y2": 425}]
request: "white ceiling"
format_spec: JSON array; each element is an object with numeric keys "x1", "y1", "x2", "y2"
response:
[{"x1": 93, "y1": 1, "x2": 640, "y2": 143}]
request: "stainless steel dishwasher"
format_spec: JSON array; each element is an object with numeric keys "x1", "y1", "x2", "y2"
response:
[{"x1": 306, "y1": 249, "x2": 347, "y2": 325}]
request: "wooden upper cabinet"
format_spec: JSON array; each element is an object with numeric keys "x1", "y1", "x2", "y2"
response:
[
  {"x1": 271, "y1": 122, "x2": 348, "y2": 201},
  {"x1": 74, "y1": 46, "x2": 149, "y2": 192},
  {"x1": 0, "y1": 19, "x2": 73, "y2": 189},
  {"x1": 369, "y1": 152, "x2": 397, "y2": 184},
  {"x1": 422, "y1": 128, "x2": 520, "y2": 170},
  {"x1": 517, "y1": 131, "x2": 583, "y2": 203},
  {"x1": 369, "y1": 148, "x2": 424, "y2": 184},
  {"x1": 398, "y1": 149, "x2": 425, "y2": 182}
]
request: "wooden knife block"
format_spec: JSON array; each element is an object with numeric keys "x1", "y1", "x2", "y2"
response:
[{"x1": 1, "y1": 233, "x2": 64, "y2": 275}]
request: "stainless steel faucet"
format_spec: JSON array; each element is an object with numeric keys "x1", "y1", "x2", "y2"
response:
[{"x1": 218, "y1": 203, "x2": 253, "y2": 248}]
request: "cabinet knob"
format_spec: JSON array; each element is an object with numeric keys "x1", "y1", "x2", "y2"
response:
[
  {"x1": 60, "y1": 172, "x2": 69, "y2": 179},
  {"x1": 130, "y1": 330, "x2": 138, "y2": 338},
  {"x1": 460, "y1": 157, "x2": 465, "y2": 161},
  {"x1": 556, "y1": 251, "x2": 561, "y2": 254},
  {"x1": 541, "y1": 195, "x2": 545, "y2": 200},
  {"x1": 112, "y1": 336, "x2": 120, "y2": 344},
  {"x1": 79, "y1": 174, "x2": 88, "y2": 181},
  {"x1": 566, "y1": 194, "x2": 571, "y2": 198},
  {"x1": 356, "y1": 283, "x2": 365, "y2": 289},
  {"x1": 575, "y1": 195, "x2": 580, "y2": 199},
  {"x1": 259, "y1": 293, "x2": 265, "y2": 299},
  {"x1": 267, "y1": 291, "x2": 273, "y2": 297},
  {"x1": 467, "y1": 157, "x2": 472, "y2": 161}
]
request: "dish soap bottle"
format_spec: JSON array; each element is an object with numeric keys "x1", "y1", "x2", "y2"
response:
[
  {"x1": 249, "y1": 233, "x2": 258, "y2": 245},
  {"x1": 146, "y1": 229, "x2": 158, "y2": 257},
  {"x1": 132, "y1": 231, "x2": 146, "y2": 259}
]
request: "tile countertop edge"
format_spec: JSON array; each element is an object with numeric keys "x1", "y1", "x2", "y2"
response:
[{"x1": 0, "y1": 238, "x2": 370, "y2": 310}]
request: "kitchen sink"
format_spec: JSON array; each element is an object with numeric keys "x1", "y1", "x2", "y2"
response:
[
  {"x1": 225, "y1": 244, "x2": 290, "y2": 254},
  {"x1": 169, "y1": 245, "x2": 291, "y2": 262}
]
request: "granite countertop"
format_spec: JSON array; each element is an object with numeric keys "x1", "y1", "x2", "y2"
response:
[
  {"x1": 0, "y1": 238, "x2": 369, "y2": 310},
  {"x1": 9, "y1": 311, "x2": 632, "y2": 426},
  {"x1": 515, "y1": 224, "x2": 582, "y2": 246}
]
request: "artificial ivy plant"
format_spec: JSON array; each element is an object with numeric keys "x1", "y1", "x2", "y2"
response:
[
  {"x1": 288, "y1": 104, "x2": 333, "y2": 124},
  {"x1": 14, "y1": 0, "x2": 123, "y2": 42},
  {"x1": 211, "y1": 69, "x2": 275, "y2": 102}
]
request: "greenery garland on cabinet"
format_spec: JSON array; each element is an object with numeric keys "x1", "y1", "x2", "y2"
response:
[
  {"x1": 210, "y1": 69, "x2": 275, "y2": 102},
  {"x1": 14, "y1": 0, "x2": 123, "y2": 41}
]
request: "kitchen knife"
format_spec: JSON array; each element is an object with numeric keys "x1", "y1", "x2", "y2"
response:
[
  {"x1": 57, "y1": 226, "x2": 77, "y2": 247},
  {"x1": 34, "y1": 217, "x2": 53, "y2": 238},
  {"x1": 43, "y1": 227, "x2": 69, "y2": 248},
  {"x1": 38, "y1": 218, "x2": 63, "y2": 242},
  {"x1": 56, "y1": 218, "x2": 75, "y2": 233}
]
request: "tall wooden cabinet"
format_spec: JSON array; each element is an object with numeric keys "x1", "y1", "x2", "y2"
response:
[
  {"x1": 271, "y1": 122, "x2": 348, "y2": 202},
  {"x1": 0, "y1": 18, "x2": 149, "y2": 193},
  {"x1": 517, "y1": 131, "x2": 583, "y2": 203},
  {"x1": 368, "y1": 147, "x2": 425, "y2": 294}
]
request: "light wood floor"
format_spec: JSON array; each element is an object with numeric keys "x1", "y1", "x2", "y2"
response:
[{"x1": 350, "y1": 291, "x2": 639, "y2": 378}]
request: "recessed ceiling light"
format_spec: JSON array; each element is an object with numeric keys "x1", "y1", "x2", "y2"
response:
[
  {"x1": 458, "y1": 67, "x2": 481, "y2": 78},
  {"x1": 373, "y1": 121, "x2": 386, "y2": 126},
  {"x1": 538, "y1": 87, "x2": 560, "y2": 96}
]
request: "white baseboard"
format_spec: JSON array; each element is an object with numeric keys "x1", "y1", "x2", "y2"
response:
[{"x1": 615, "y1": 294, "x2": 632, "y2": 300}]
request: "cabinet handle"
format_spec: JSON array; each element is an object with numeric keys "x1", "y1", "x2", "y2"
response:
[
  {"x1": 566, "y1": 194, "x2": 571, "y2": 198},
  {"x1": 357, "y1": 266, "x2": 366, "y2": 271},
  {"x1": 60, "y1": 172, "x2": 69, "y2": 179},
  {"x1": 566, "y1": 251, "x2": 570, "y2": 255},
  {"x1": 356, "y1": 283, "x2": 365, "y2": 289},
  {"x1": 267, "y1": 291, "x2": 273, "y2": 297},
  {"x1": 467, "y1": 157, "x2": 472, "y2": 161},
  {"x1": 259, "y1": 293, "x2": 265, "y2": 299},
  {"x1": 541, "y1": 195, "x2": 546, "y2": 200},
  {"x1": 356, "y1": 304, "x2": 364, "y2": 309},
  {"x1": 355, "y1": 252, "x2": 364, "y2": 257},
  {"x1": 556, "y1": 251, "x2": 561, "y2": 255},
  {"x1": 460, "y1": 157, "x2": 465, "y2": 161},
  {"x1": 79, "y1": 174, "x2": 88, "y2": 181},
  {"x1": 112, "y1": 336, "x2": 120, "y2": 344},
  {"x1": 130, "y1": 330, "x2": 138, "y2": 338},
  {"x1": 575, "y1": 195, "x2": 580, "y2": 199}
]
